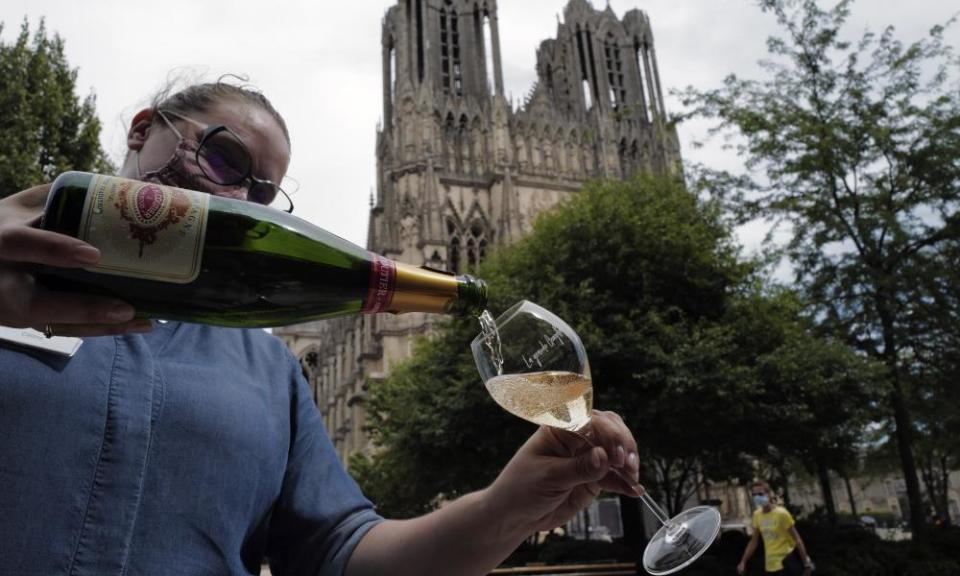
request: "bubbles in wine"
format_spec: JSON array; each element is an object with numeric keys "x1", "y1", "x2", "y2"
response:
[{"x1": 484, "y1": 370, "x2": 593, "y2": 431}]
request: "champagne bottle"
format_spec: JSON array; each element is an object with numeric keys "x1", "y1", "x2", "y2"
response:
[{"x1": 38, "y1": 172, "x2": 487, "y2": 328}]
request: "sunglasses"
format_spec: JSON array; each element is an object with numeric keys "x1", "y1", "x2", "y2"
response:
[{"x1": 158, "y1": 109, "x2": 294, "y2": 213}]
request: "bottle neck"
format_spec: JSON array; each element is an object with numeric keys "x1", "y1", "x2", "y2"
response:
[{"x1": 384, "y1": 262, "x2": 487, "y2": 316}]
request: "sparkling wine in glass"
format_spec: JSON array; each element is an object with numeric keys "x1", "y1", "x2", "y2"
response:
[{"x1": 473, "y1": 301, "x2": 721, "y2": 575}]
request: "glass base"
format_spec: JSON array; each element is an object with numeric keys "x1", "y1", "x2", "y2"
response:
[{"x1": 642, "y1": 505, "x2": 722, "y2": 575}]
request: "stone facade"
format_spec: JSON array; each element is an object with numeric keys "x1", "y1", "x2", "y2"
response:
[
  {"x1": 275, "y1": 0, "x2": 680, "y2": 466},
  {"x1": 707, "y1": 470, "x2": 960, "y2": 531}
]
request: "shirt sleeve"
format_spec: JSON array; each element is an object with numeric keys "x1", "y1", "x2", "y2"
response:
[
  {"x1": 266, "y1": 352, "x2": 384, "y2": 576},
  {"x1": 781, "y1": 507, "x2": 795, "y2": 530},
  {"x1": 751, "y1": 510, "x2": 760, "y2": 530}
]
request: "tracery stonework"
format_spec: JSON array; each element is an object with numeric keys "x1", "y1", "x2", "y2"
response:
[{"x1": 275, "y1": 0, "x2": 680, "y2": 465}]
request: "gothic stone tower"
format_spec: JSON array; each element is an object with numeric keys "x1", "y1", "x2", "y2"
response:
[{"x1": 276, "y1": 0, "x2": 680, "y2": 465}]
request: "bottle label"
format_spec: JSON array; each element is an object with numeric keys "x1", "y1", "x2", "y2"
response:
[
  {"x1": 79, "y1": 174, "x2": 209, "y2": 284},
  {"x1": 362, "y1": 254, "x2": 397, "y2": 313}
]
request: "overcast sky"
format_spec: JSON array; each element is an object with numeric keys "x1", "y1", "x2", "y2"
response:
[{"x1": 2, "y1": 0, "x2": 957, "y2": 250}]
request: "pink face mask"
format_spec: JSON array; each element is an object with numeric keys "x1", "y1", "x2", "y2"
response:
[{"x1": 137, "y1": 114, "x2": 248, "y2": 201}]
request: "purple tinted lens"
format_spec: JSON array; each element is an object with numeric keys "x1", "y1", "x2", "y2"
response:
[
  {"x1": 199, "y1": 131, "x2": 250, "y2": 184},
  {"x1": 249, "y1": 181, "x2": 279, "y2": 206}
]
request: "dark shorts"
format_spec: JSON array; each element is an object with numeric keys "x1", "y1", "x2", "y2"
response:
[{"x1": 767, "y1": 549, "x2": 805, "y2": 576}]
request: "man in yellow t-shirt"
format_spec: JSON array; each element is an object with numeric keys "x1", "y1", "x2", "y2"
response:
[{"x1": 737, "y1": 481, "x2": 814, "y2": 575}]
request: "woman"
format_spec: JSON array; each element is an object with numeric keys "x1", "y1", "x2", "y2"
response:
[
  {"x1": 0, "y1": 80, "x2": 642, "y2": 575},
  {"x1": 737, "y1": 480, "x2": 814, "y2": 576}
]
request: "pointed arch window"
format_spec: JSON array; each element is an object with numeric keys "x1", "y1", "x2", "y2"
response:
[
  {"x1": 466, "y1": 220, "x2": 489, "y2": 270},
  {"x1": 604, "y1": 34, "x2": 626, "y2": 110},
  {"x1": 447, "y1": 218, "x2": 490, "y2": 272},
  {"x1": 447, "y1": 219, "x2": 462, "y2": 273},
  {"x1": 443, "y1": 113, "x2": 456, "y2": 167},
  {"x1": 635, "y1": 38, "x2": 658, "y2": 121},
  {"x1": 440, "y1": 5, "x2": 463, "y2": 96},
  {"x1": 415, "y1": 0, "x2": 425, "y2": 83},
  {"x1": 481, "y1": 11, "x2": 495, "y2": 94},
  {"x1": 451, "y1": 10, "x2": 462, "y2": 95},
  {"x1": 440, "y1": 8, "x2": 450, "y2": 93},
  {"x1": 576, "y1": 26, "x2": 592, "y2": 111},
  {"x1": 300, "y1": 350, "x2": 319, "y2": 402}
]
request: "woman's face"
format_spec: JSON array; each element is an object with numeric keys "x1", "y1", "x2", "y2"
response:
[{"x1": 132, "y1": 98, "x2": 291, "y2": 202}]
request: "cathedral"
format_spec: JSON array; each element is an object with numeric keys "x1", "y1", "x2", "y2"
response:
[{"x1": 275, "y1": 0, "x2": 680, "y2": 465}]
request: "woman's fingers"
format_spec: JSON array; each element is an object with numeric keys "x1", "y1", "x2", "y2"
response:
[
  {"x1": 27, "y1": 290, "x2": 137, "y2": 326},
  {"x1": 0, "y1": 182, "x2": 100, "y2": 269},
  {"x1": 0, "y1": 226, "x2": 101, "y2": 268},
  {"x1": 0, "y1": 269, "x2": 136, "y2": 328},
  {"x1": 0, "y1": 183, "x2": 146, "y2": 335},
  {"x1": 591, "y1": 410, "x2": 640, "y2": 481}
]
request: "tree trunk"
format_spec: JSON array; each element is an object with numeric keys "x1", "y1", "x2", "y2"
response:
[
  {"x1": 672, "y1": 462, "x2": 694, "y2": 515},
  {"x1": 920, "y1": 452, "x2": 952, "y2": 526},
  {"x1": 889, "y1": 377, "x2": 927, "y2": 538},
  {"x1": 842, "y1": 471, "x2": 858, "y2": 518},
  {"x1": 655, "y1": 458, "x2": 680, "y2": 517},
  {"x1": 816, "y1": 459, "x2": 837, "y2": 526},
  {"x1": 876, "y1": 297, "x2": 927, "y2": 539},
  {"x1": 940, "y1": 456, "x2": 953, "y2": 526},
  {"x1": 777, "y1": 461, "x2": 792, "y2": 509},
  {"x1": 919, "y1": 454, "x2": 939, "y2": 523}
]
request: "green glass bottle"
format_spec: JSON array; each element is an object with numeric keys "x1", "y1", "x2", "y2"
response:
[{"x1": 38, "y1": 172, "x2": 487, "y2": 328}]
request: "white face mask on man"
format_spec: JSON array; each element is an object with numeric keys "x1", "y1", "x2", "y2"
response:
[{"x1": 752, "y1": 494, "x2": 770, "y2": 508}]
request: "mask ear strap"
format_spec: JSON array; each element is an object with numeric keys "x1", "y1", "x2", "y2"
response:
[
  {"x1": 137, "y1": 110, "x2": 188, "y2": 179},
  {"x1": 155, "y1": 109, "x2": 186, "y2": 139}
]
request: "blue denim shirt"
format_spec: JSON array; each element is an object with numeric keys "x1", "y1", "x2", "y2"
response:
[{"x1": 0, "y1": 321, "x2": 382, "y2": 575}]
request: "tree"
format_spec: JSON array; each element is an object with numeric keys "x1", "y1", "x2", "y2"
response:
[
  {"x1": 913, "y1": 351, "x2": 960, "y2": 526},
  {"x1": 753, "y1": 314, "x2": 882, "y2": 525},
  {"x1": 355, "y1": 175, "x2": 873, "y2": 546},
  {"x1": 0, "y1": 19, "x2": 113, "y2": 197},
  {"x1": 679, "y1": 0, "x2": 959, "y2": 536},
  {"x1": 355, "y1": 175, "x2": 757, "y2": 536},
  {"x1": 349, "y1": 318, "x2": 530, "y2": 518},
  {"x1": 466, "y1": 175, "x2": 765, "y2": 519}
]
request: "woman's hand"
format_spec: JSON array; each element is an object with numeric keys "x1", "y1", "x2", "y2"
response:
[
  {"x1": 486, "y1": 410, "x2": 641, "y2": 535},
  {"x1": 348, "y1": 412, "x2": 642, "y2": 576},
  {"x1": 0, "y1": 184, "x2": 152, "y2": 337}
]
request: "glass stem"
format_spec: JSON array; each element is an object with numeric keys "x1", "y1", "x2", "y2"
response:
[
  {"x1": 639, "y1": 491, "x2": 672, "y2": 526},
  {"x1": 573, "y1": 426, "x2": 675, "y2": 528}
]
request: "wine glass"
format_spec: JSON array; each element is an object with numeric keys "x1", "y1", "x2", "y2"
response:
[{"x1": 472, "y1": 300, "x2": 721, "y2": 575}]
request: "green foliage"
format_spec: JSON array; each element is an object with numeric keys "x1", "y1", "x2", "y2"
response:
[
  {"x1": 679, "y1": 0, "x2": 960, "y2": 533},
  {"x1": 791, "y1": 522, "x2": 960, "y2": 576},
  {"x1": 353, "y1": 318, "x2": 531, "y2": 518},
  {"x1": 353, "y1": 173, "x2": 879, "y2": 521},
  {"x1": 697, "y1": 523, "x2": 960, "y2": 576},
  {"x1": 0, "y1": 19, "x2": 113, "y2": 197},
  {"x1": 753, "y1": 320, "x2": 881, "y2": 473}
]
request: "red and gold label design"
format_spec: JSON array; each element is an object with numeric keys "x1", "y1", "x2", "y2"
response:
[
  {"x1": 79, "y1": 174, "x2": 209, "y2": 284},
  {"x1": 362, "y1": 254, "x2": 397, "y2": 313}
]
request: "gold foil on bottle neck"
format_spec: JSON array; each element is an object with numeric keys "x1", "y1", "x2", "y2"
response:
[{"x1": 388, "y1": 262, "x2": 461, "y2": 314}]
